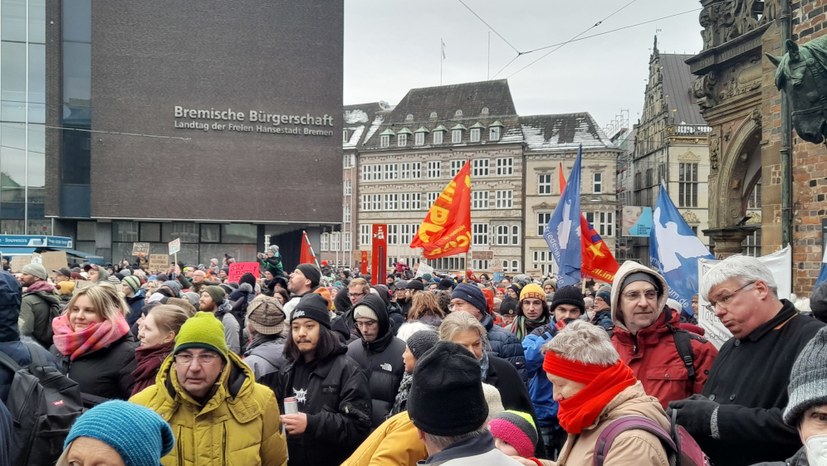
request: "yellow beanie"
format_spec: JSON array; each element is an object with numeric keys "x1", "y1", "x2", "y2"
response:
[
  {"x1": 174, "y1": 311, "x2": 229, "y2": 360},
  {"x1": 519, "y1": 283, "x2": 545, "y2": 302}
]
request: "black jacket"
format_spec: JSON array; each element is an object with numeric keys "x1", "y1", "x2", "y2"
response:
[
  {"x1": 346, "y1": 294, "x2": 406, "y2": 427},
  {"x1": 485, "y1": 354, "x2": 545, "y2": 458},
  {"x1": 51, "y1": 332, "x2": 138, "y2": 406},
  {"x1": 261, "y1": 346, "x2": 371, "y2": 466},
  {"x1": 482, "y1": 313, "x2": 528, "y2": 383},
  {"x1": 699, "y1": 301, "x2": 823, "y2": 466}
]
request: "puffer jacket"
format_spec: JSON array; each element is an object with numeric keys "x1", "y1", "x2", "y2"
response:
[
  {"x1": 260, "y1": 345, "x2": 372, "y2": 466},
  {"x1": 610, "y1": 261, "x2": 718, "y2": 407},
  {"x1": 243, "y1": 335, "x2": 286, "y2": 380},
  {"x1": 342, "y1": 411, "x2": 427, "y2": 466},
  {"x1": 51, "y1": 332, "x2": 137, "y2": 405},
  {"x1": 481, "y1": 312, "x2": 527, "y2": 382},
  {"x1": 534, "y1": 382, "x2": 670, "y2": 466},
  {"x1": 347, "y1": 294, "x2": 406, "y2": 427},
  {"x1": 129, "y1": 351, "x2": 288, "y2": 466}
]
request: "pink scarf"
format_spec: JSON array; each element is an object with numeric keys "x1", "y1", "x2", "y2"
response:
[{"x1": 52, "y1": 313, "x2": 130, "y2": 361}]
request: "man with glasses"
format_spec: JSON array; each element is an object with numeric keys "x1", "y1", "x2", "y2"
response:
[
  {"x1": 610, "y1": 261, "x2": 717, "y2": 408},
  {"x1": 131, "y1": 311, "x2": 288, "y2": 465},
  {"x1": 346, "y1": 293, "x2": 406, "y2": 427},
  {"x1": 670, "y1": 255, "x2": 824, "y2": 466},
  {"x1": 331, "y1": 278, "x2": 372, "y2": 343}
]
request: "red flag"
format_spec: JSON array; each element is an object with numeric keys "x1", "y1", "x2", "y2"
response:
[
  {"x1": 410, "y1": 160, "x2": 472, "y2": 259},
  {"x1": 299, "y1": 230, "x2": 317, "y2": 265},
  {"x1": 559, "y1": 163, "x2": 619, "y2": 283}
]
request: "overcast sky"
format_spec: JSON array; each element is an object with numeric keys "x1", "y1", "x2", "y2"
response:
[{"x1": 344, "y1": 0, "x2": 703, "y2": 135}]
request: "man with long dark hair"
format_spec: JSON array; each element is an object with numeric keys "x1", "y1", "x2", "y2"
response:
[{"x1": 260, "y1": 293, "x2": 371, "y2": 466}]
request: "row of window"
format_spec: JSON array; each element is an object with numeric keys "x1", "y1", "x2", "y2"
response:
[
  {"x1": 378, "y1": 124, "x2": 503, "y2": 148},
  {"x1": 360, "y1": 190, "x2": 514, "y2": 211},
  {"x1": 359, "y1": 158, "x2": 514, "y2": 181},
  {"x1": 319, "y1": 232, "x2": 352, "y2": 252},
  {"x1": 536, "y1": 211, "x2": 614, "y2": 238},
  {"x1": 357, "y1": 222, "x2": 522, "y2": 247},
  {"x1": 538, "y1": 172, "x2": 603, "y2": 194}
]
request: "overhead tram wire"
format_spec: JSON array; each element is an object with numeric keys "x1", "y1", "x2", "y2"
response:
[
  {"x1": 505, "y1": 0, "x2": 641, "y2": 79},
  {"x1": 457, "y1": 0, "x2": 522, "y2": 55}
]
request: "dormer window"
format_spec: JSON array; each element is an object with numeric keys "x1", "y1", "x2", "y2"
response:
[
  {"x1": 415, "y1": 127, "x2": 429, "y2": 146},
  {"x1": 379, "y1": 128, "x2": 395, "y2": 148},
  {"x1": 432, "y1": 125, "x2": 447, "y2": 145},
  {"x1": 405, "y1": 114, "x2": 414, "y2": 122},
  {"x1": 454, "y1": 109, "x2": 463, "y2": 118},
  {"x1": 481, "y1": 107, "x2": 489, "y2": 116},
  {"x1": 489, "y1": 121, "x2": 504, "y2": 141},
  {"x1": 429, "y1": 111, "x2": 438, "y2": 120},
  {"x1": 451, "y1": 124, "x2": 466, "y2": 143},
  {"x1": 470, "y1": 122, "x2": 485, "y2": 143},
  {"x1": 397, "y1": 128, "x2": 412, "y2": 147}
]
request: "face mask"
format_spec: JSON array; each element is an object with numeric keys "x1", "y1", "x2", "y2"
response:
[{"x1": 806, "y1": 434, "x2": 827, "y2": 466}]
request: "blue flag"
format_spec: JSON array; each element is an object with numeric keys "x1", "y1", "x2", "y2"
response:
[
  {"x1": 544, "y1": 146, "x2": 582, "y2": 287},
  {"x1": 649, "y1": 182, "x2": 713, "y2": 316}
]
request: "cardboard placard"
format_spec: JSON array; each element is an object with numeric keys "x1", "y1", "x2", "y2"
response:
[
  {"x1": 41, "y1": 251, "x2": 69, "y2": 274},
  {"x1": 228, "y1": 262, "x2": 260, "y2": 284},
  {"x1": 10, "y1": 255, "x2": 34, "y2": 273},
  {"x1": 148, "y1": 254, "x2": 170, "y2": 273},
  {"x1": 132, "y1": 242, "x2": 150, "y2": 257}
]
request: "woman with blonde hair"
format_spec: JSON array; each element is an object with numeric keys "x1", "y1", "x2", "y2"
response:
[
  {"x1": 131, "y1": 304, "x2": 190, "y2": 395},
  {"x1": 50, "y1": 284, "x2": 138, "y2": 405}
]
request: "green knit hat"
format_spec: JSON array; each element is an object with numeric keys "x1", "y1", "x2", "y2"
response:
[{"x1": 174, "y1": 311, "x2": 229, "y2": 360}]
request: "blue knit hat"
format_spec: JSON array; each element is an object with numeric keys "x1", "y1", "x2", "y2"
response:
[
  {"x1": 452, "y1": 283, "x2": 488, "y2": 314},
  {"x1": 64, "y1": 400, "x2": 174, "y2": 466}
]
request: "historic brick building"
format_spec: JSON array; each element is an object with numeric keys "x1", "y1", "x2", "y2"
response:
[{"x1": 687, "y1": 0, "x2": 826, "y2": 292}]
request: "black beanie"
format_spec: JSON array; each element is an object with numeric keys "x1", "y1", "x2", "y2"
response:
[
  {"x1": 291, "y1": 293, "x2": 330, "y2": 328},
  {"x1": 239, "y1": 272, "x2": 257, "y2": 289},
  {"x1": 408, "y1": 342, "x2": 488, "y2": 436},
  {"x1": 296, "y1": 264, "x2": 321, "y2": 288},
  {"x1": 621, "y1": 272, "x2": 661, "y2": 296},
  {"x1": 550, "y1": 286, "x2": 585, "y2": 314},
  {"x1": 406, "y1": 330, "x2": 439, "y2": 360},
  {"x1": 437, "y1": 277, "x2": 455, "y2": 291},
  {"x1": 406, "y1": 280, "x2": 425, "y2": 291}
]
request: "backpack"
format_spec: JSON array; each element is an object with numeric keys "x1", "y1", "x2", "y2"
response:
[
  {"x1": 0, "y1": 341, "x2": 84, "y2": 465},
  {"x1": 593, "y1": 411, "x2": 708, "y2": 466}
]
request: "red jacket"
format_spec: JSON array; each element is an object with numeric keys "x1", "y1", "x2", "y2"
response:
[{"x1": 612, "y1": 309, "x2": 718, "y2": 408}]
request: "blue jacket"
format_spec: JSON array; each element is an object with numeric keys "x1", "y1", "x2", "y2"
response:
[
  {"x1": 481, "y1": 313, "x2": 527, "y2": 383},
  {"x1": 523, "y1": 323, "x2": 560, "y2": 428}
]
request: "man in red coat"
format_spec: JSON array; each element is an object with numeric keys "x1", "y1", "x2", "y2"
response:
[{"x1": 609, "y1": 261, "x2": 718, "y2": 408}]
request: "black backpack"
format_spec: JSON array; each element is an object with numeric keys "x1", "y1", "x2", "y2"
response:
[{"x1": 0, "y1": 341, "x2": 84, "y2": 465}]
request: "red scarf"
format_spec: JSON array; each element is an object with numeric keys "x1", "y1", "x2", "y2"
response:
[
  {"x1": 131, "y1": 340, "x2": 174, "y2": 396},
  {"x1": 52, "y1": 313, "x2": 130, "y2": 361},
  {"x1": 544, "y1": 352, "x2": 636, "y2": 434}
]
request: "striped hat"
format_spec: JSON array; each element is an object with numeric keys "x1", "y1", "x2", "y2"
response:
[{"x1": 488, "y1": 410, "x2": 537, "y2": 458}]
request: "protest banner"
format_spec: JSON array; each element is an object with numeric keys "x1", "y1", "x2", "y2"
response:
[
  {"x1": 132, "y1": 242, "x2": 150, "y2": 257},
  {"x1": 228, "y1": 262, "x2": 260, "y2": 284}
]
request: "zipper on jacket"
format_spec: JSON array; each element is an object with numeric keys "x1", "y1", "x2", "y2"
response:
[{"x1": 177, "y1": 425, "x2": 184, "y2": 465}]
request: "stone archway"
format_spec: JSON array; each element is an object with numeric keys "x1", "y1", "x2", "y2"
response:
[{"x1": 706, "y1": 118, "x2": 762, "y2": 257}]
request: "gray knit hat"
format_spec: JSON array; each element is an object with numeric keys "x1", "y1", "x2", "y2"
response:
[{"x1": 784, "y1": 326, "x2": 827, "y2": 425}]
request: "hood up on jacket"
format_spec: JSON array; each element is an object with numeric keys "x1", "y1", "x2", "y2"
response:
[
  {"x1": 0, "y1": 272, "x2": 21, "y2": 342},
  {"x1": 353, "y1": 294, "x2": 394, "y2": 352},
  {"x1": 610, "y1": 261, "x2": 669, "y2": 332}
]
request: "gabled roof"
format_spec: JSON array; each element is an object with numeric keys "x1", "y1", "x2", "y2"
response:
[
  {"x1": 661, "y1": 54, "x2": 706, "y2": 126},
  {"x1": 520, "y1": 113, "x2": 614, "y2": 151}
]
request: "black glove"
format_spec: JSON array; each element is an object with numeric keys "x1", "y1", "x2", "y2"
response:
[{"x1": 668, "y1": 395, "x2": 719, "y2": 438}]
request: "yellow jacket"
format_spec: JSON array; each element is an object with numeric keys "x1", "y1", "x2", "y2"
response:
[
  {"x1": 130, "y1": 352, "x2": 287, "y2": 466},
  {"x1": 342, "y1": 411, "x2": 428, "y2": 466}
]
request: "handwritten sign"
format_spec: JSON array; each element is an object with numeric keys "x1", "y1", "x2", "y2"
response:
[
  {"x1": 148, "y1": 254, "x2": 170, "y2": 273},
  {"x1": 228, "y1": 262, "x2": 260, "y2": 284},
  {"x1": 132, "y1": 242, "x2": 150, "y2": 257}
]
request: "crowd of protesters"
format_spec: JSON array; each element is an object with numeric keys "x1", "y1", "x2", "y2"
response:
[{"x1": 1, "y1": 249, "x2": 827, "y2": 465}]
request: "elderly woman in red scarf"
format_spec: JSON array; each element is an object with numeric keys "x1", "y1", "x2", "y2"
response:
[
  {"x1": 51, "y1": 284, "x2": 138, "y2": 406},
  {"x1": 521, "y1": 320, "x2": 670, "y2": 466}
]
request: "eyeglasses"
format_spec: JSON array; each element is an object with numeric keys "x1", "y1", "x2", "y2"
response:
[
  {"x1": 348, "y1": 292, "x2": 366, "y2": 298},
  {"x1": 622, "y1": 289, "x2": 658, "y2": 301},
  {"x1": 174, "y1": 352, "x2": 221, "y2": 366},
  {"x1": 704, "y1": 282, "x2": 755, "y2": 312}
]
